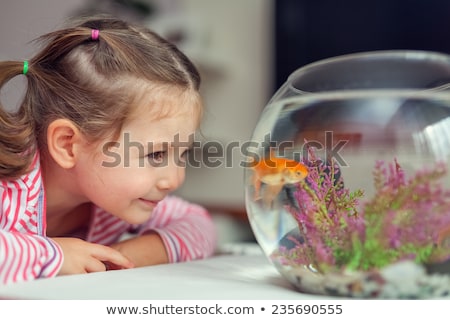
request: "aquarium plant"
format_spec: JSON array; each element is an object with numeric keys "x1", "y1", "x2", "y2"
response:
[{"x1": 276, "y1": 144, "x2": 450, "y2": 273}]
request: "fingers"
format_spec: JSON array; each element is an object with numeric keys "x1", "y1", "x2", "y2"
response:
[
  {"x1": 53, "y1": 237, "x2": 134, "y2": 274},
  {"x1": 85, "y1": 258, "x2": 108, "y2": 273},
  {"x1": 102, "y1": 261, "x2": 123, "y2": 271},
  {"x1": 90, "y1": 244, "x2": 134, "y2": 270}
]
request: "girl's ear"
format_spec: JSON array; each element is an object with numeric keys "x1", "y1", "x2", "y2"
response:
[{"x1": 46, "y1": 119, "x2": 85, "y2": 169}]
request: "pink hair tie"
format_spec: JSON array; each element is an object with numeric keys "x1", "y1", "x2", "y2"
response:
[{"x1": 91, "y1": 29, "x2": 100, "y2": 41}]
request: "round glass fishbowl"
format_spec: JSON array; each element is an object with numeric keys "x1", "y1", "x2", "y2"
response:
[{"x1": 245, "y1": 50, "x2": 450, "y2": 298}]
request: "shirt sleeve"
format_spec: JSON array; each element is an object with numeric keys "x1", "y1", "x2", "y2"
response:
[
  {"x1": 0, "y1": 153, "x2": 63, "y2": 285},
  {"x1": 0, "y1": 230, "x2": 63, "y2": 285},
  {"x1": 137, "y1": 196, "x2": 217, "y2": 263}
]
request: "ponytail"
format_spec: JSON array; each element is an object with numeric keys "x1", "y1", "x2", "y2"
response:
[
  {"x1": 0, "y1": 61, "x2": 35, "y2": 179},
  {"x1": 0, "y1": 61, "x2": 36, "y2": 179}
]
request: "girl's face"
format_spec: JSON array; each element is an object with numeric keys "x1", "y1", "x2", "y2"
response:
[{"x1": 74, "y1": 91, "x2": 200, "y2": 224}]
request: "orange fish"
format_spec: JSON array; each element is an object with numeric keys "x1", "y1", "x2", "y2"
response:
[{"x1": 250, "y1": 151, "x2": 308, "y2": 208}]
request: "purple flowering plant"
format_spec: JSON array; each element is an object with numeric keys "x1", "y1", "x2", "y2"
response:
[{"x1": 276, "y1": 145, "x2": 450, "y2": 273}]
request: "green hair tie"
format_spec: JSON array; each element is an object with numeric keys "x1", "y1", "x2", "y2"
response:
[{"x1": 23, "y1": 61, "x2": 28, "y2": 75}]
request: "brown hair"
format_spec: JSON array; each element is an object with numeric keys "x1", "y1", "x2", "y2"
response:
[{"x1": 0, "y1": 15, "x2": 201, "y2": 179}]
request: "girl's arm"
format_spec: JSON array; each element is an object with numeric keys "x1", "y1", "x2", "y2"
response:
[
  {"x1": 109, "y1": 231, "x2": 168, "y2": 267},
  {"x1": 0, "y1": 156, "x2": 64, "y2": 284},
  {"x1": 111, "y1": 196, "x2": 217, "y2": 267},
  {"x1": 0, "y1": 230, "x2": 63, "y2": 284}
]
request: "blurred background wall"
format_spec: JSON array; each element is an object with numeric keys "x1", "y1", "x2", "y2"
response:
[{"x1": 274, "y1": 0, "x2": 450, "y2": 89}]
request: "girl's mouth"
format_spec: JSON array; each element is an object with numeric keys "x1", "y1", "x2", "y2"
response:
[{"x1": 139, "y1": 198, "x2": 159, "y2": 207}]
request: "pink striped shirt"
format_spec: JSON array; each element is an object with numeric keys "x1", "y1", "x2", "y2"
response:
[{"x1": 0, "y1": 153, "x2": 217, "y2": 285}]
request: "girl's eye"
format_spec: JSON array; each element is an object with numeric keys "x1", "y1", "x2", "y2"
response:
[
  {"x1": 175, "y1": 149, "x2": 190, "y2": 166},
  {"x1": 180, "y1": 149, "x2": 190, "y2": 159},
  {"x1": 147, "y1": 151, "x2": 166, "y2": 165}
]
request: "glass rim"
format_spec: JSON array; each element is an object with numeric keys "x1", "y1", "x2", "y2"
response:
[
  {"x1": 284, "y1": 49, "x2": 450, "y2": 95},
  {"x1": 268, "y1": 88, "x2": 450, "y2": 108},
  {"x1": 287, "y1": 49, "x2": 450, "y2": 80}
]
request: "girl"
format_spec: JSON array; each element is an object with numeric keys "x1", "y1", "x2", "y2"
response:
[{"x1": 0, "y1": 15, "x2": 217, "y2": 284}]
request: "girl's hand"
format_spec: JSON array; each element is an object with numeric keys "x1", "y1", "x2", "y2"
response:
[{"x1": 52, "y1": 237, "x2": 134, "y2": 275}]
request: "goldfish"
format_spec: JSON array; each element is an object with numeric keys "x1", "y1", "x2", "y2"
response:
[{"x1": 249, "y1": 151, "x2": 308, "y2": 209}]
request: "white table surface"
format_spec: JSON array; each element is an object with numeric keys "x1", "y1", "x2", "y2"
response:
[{"x1": 0, "y1": 244, "x2": 324, "y2": 300}]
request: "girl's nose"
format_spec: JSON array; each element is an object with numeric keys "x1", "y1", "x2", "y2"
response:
[{"x1": 156, "y1": 165, "x2": 185, "y2": 191}]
